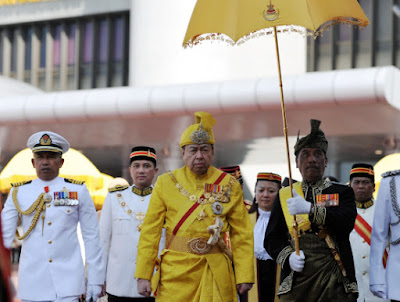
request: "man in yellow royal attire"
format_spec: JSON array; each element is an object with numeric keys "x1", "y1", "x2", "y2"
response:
[{"x1": 135, "y1": 111, "x2": 254, "y2": 302}]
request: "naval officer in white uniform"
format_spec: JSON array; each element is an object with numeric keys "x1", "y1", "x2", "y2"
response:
[
  {"x1": 1, "y1": 131, "x2": 105, "y2": 302},
  {"x1": 349, "y1": 163, "x2": 388, "y2": 302},
  {"x1": 99, "y1": 146, "x2": 164, "y2": 302},
  {"x1": 370, "y1": 169, "x2": 400, "y2": 302}
]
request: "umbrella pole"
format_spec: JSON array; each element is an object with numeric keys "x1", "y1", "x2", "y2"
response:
[{"x1": 273, "y1": 26, "x2": 300, "y2": 255}]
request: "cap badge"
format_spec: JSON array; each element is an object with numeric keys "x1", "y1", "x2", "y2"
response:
[
  {"x1": 39, "y1": 134, "x2": 52, "y2": 146},
  {"x1": 189, "y1": 125, "x2": 211, "y2": 144}
]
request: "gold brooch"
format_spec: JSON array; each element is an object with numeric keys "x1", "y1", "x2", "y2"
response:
[{"x1": 197, "y1": 209, "x2": 208, "y2": 221}]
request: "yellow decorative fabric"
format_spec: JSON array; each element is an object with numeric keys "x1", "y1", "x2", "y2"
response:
[
  {"x1": 135, "y1": 165, "x2": 254, "y2": 302},
  {"x1": 248, "y1": 212, "x2": 259, "y2": 302},
  {"x1": 280, "y1": 182, "x2": 311, "y2": 237},
  {"x1": 179, "y1": 112, "x2": 216, "y2": 148}
]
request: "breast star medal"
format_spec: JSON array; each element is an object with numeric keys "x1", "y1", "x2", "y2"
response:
[{"x1": 136, "y1": 212, "x2": 145, "y2": 231}]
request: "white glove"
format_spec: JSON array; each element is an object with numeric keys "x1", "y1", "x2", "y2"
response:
[
  {"x1": 86, "y1": 284, "x2": 102, "y2": 302},
  {"x1": 289, "y1": 250, "x2": 305, "y2": 272},
  {"x1": 287, "y1": 189, "x2": 311, "y2": 215},
  {"x1": 370, "y1": 284, "x2": 386, "y2": 299}
]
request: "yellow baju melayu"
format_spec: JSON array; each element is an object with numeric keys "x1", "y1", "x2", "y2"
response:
[{"x1": 135, "y1": 165, "x2": 255, "y2": 302}]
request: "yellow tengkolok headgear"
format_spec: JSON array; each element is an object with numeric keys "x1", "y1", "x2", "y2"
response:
[{"x1": 179, "y1": 112, "x2": 216, "y2": 148}]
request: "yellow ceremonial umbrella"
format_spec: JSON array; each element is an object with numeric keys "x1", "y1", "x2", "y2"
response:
[
  {"x1": 91, "y1": 173, "x2": 115, "y2": 211},
  {"x1": 183, "y1": 0, "x2": 369, "y2": 253},
  {"x1": 0, "y1": 148, "x2": 103, "y2": 194},
  {"x1": 373, "y1": 153, "x2": 400, "y2": 199}
]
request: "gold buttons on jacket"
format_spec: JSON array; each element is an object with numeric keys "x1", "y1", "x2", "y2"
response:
[
  {"x1": 48, "y1": 222, "x2": 52, "y2": 226},
  {"x1": 49, "y1": 259, "x2": 53, "y2": 263},
  {"x1": 48, "y1": 240, "x2": 52, "y2": 244},
  {"x1": 67, "y1": 209, "x2": 70, "y2": 213},
  {"x1": 362, "y1": 271, "x2": 366, "y2": 275},
  {"x1": 362, "y1": 255, "x2": 366, "y2": 259},
  {"x1": 141, "y1": 198, "x2": 144, "y2": 201},
  {"x1": 47, "y1": 204, "x2": 51, "y2": 208}
]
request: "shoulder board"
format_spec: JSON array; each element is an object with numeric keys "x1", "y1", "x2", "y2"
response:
[
  {"x1": 64, "y1": 178, "x2": 85, "y2": 185},
  {"x1": 329, "y1": 181, "x2": 347, "y2": 187},
  {"x1": 11, "y1": 180, "x2": 32, "y2": 187},
  {"x1": 108, "y1": 185, "x2": 129, "y2": 193},
  {"x1": 382, "y1": 169, "x2": 400, "y2": 178}
]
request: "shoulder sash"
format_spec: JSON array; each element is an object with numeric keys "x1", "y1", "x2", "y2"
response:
[
  {"x1": 280, "y1": 182, "x2": 311, "y2": 237},
  {"x1": 166, "y1": 172, "x2": 227, "y2": 249},
  {"x1": 354, "y1": 214, "x2": 388, "y2": 267}
]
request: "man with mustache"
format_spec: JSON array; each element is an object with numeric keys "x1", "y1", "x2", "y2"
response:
[
  {"x1": 1, "y1": 131, "x2": 105, "y2": 302},
  {"x1": 349, "y1": 163, "x2": 388, "y2": 302},
  {"x1": 135, "y1": 111, "x2": 254, "y2": 301},
  {"x1": 265, "y1": 119, "x2": 358, "y2": 302}
]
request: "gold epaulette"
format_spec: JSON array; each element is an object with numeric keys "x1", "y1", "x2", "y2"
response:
[
  {"x1": 64, "y1": 178, "x2": 85, "y2": 185},
  {"x1": 108, "y1": 185, "x2": 129, "y2": 193},
  {"x1": 11, "y1": 180, "x2": 32, "y2": 187}
]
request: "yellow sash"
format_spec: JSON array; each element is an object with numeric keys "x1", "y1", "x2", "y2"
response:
[{"x1": 280, "y1": 182, "x2": 311, "y2": 237}]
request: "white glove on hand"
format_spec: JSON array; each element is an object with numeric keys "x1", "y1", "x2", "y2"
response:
[
  {"x1": 86, "y1": 284, "x2": 102, "y2": 302},
  {"x1": 289, "y1": 250, "x2": 305, "y2": 272},
  {"x1": 287, "y1": 189, "x2": 311, "y2": 215},
  {"x1": 370, "y1": 284, "x2": 386, "y2": 299}
]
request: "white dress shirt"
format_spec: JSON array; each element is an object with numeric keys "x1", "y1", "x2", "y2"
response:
[{"x1": 254, "y1": 208, "x2": 273, "y2": 261}]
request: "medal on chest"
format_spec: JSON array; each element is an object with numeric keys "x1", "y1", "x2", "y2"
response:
[
  {"x1": 54, "y1": 187, "x2": 79, "y2": 206},
  {"x1": 43, "y1": 186, "x2": 52, "y2": 203},
  {"x1": 117, "y1": 193, "x2": 145, "y2": 231}
]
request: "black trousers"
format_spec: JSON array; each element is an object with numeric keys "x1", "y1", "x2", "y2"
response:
[
  {"x1": 257, "y1": 259, "x2": 277, "y2": 302},
  {"x1": 107, "y1": 293, "x2": 155, "y2": 302}
]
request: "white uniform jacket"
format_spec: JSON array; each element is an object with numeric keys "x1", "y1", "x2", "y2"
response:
[
  {"x1": 1, "y1": 177, "x2": 105, "y2": 301},
  {"x1": 99, "y1": 185, "x2": 165, "y2": 297},
  {"x1": 370, "y1": 171, "x2": 400, "y2": 300},
  {"x1": 350, "y1": 201, "x2": 388, "y2": 302}
]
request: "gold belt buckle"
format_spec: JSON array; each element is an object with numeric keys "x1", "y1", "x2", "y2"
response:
[{"x1": 187, "y1": 237, "x2": 212, "y2": 255}]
